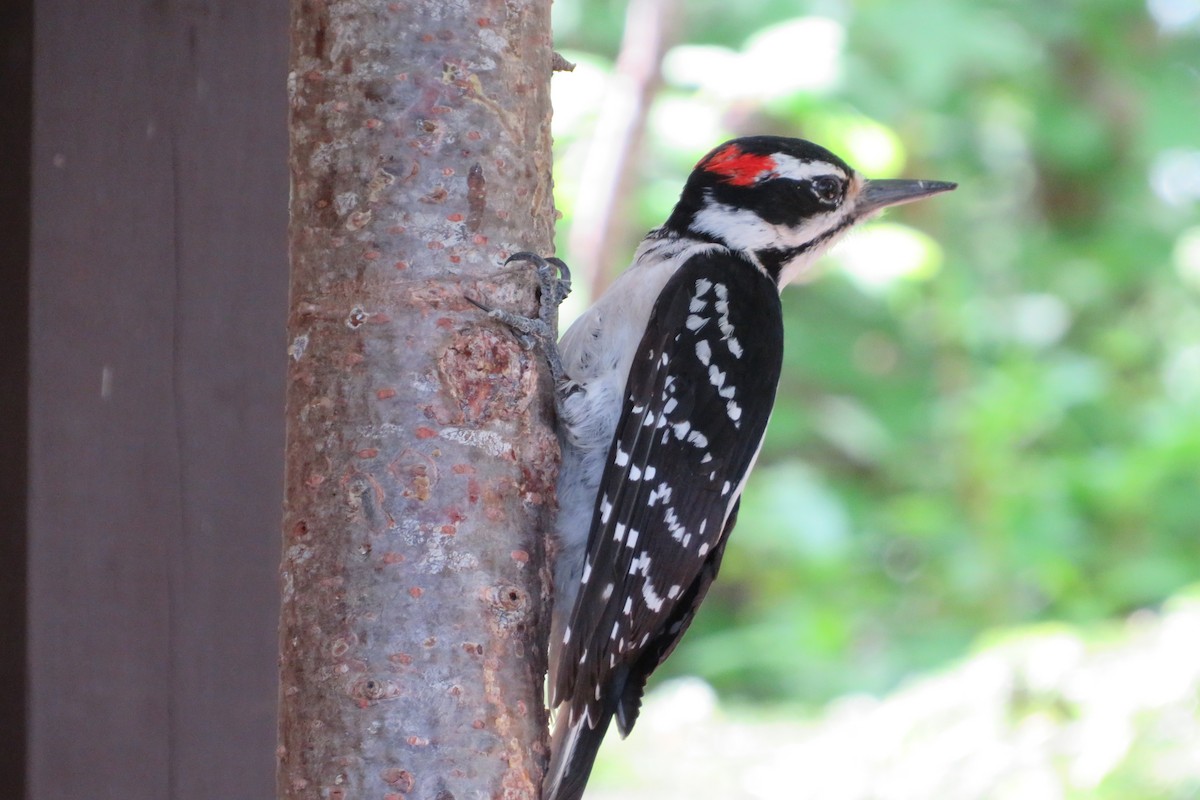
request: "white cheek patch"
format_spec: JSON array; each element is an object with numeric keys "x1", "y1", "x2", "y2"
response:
[
  {"x1": 690, "y1": 201, "x2": 777, "y2": 251},
  {"x1": 692, "y1": 200, "x2": 843, "y2": 254}
]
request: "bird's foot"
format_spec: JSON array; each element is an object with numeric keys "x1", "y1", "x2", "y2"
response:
[{"x1": 467, "y1": 251, "x2": 572, "y2": 392}]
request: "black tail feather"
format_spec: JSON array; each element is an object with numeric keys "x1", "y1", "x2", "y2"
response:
[{"x1": 543, "y1": 705, "x2": 615, "y2": 800}]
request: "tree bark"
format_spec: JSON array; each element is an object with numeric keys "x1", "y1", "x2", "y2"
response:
[{"x1": 279, "y1": 3, "x2": 557, "y2": 799}]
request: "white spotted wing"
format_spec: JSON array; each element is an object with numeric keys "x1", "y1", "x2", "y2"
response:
[{"x1": 554, "y1": 250, "x2": 784, "y2": 731}]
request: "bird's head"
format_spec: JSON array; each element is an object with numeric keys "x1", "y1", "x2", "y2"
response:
[{"x1": 664, "y1": 135, "x2": 956, "y2": 286}]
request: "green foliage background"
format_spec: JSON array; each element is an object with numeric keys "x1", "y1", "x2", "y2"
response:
[{"x1": 551, "y1": 0, "x2": 1200, "y2": 709}]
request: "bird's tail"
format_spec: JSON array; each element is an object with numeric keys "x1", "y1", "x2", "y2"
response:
[{"x1": 542, "y1": 706, "x2": 615, "y2": 800}]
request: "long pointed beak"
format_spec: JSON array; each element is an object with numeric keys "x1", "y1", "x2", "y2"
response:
[{"x1": 858, "y1": 179, "x2": 957, "y2": 215}]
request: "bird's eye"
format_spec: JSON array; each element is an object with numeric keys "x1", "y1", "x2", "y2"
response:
[{"x1": 810, "y1": 176, "x2": 843, "y2": 204}]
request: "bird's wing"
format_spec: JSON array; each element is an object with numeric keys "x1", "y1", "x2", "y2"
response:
[{"x1": 552, "y1": 248, "x2": 784, "y2": 729}]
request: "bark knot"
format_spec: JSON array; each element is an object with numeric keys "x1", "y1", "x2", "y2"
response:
[{"x1": 438, "y1": 326, "x2": 529, "y2": 423}]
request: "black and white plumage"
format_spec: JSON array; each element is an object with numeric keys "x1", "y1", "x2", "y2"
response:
[{"x1": 541, "y1": 136, "x2": 954, "y2": 800}]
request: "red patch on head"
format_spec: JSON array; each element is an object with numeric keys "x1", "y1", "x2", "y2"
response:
[{"x1": 701, "y1": 144, "x2": 776, "y2": 187}]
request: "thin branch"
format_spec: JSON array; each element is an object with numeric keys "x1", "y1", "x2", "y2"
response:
[{"x1": 567, "y1": 0, "x2": 680, "y2": 299}]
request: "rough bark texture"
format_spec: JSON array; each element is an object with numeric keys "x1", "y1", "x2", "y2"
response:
[{"x1": 279, "y1": 3, "x2": 557, "y2": 799}]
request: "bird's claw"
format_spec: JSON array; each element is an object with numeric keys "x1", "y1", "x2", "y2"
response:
[
  {"x1": 506, "y1": 251, "x2": 572, "y2": 314},
  {"x1": 467, "y1": 252, "x2": 573, "y2": 393}
]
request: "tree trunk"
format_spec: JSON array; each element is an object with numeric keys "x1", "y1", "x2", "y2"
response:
[{"x1": 278, "y1": 3, "x2": 557, "y2": 799}]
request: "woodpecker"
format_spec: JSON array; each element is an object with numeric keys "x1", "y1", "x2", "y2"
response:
[{"x1": 495, "y1": 136, "x2": 954, "y2": 800}]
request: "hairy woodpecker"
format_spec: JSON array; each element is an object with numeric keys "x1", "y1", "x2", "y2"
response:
[{"x1": 500, "y1": 136, "x2": 954, "y2": 800}]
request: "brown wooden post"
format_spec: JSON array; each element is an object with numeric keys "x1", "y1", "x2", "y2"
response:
[
  {"x1": 27, "y1": 2, "x2": 288, "y2": 798},
  {"x1": 279, "y1": 2, "x2": 558, "y2": 798}
]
